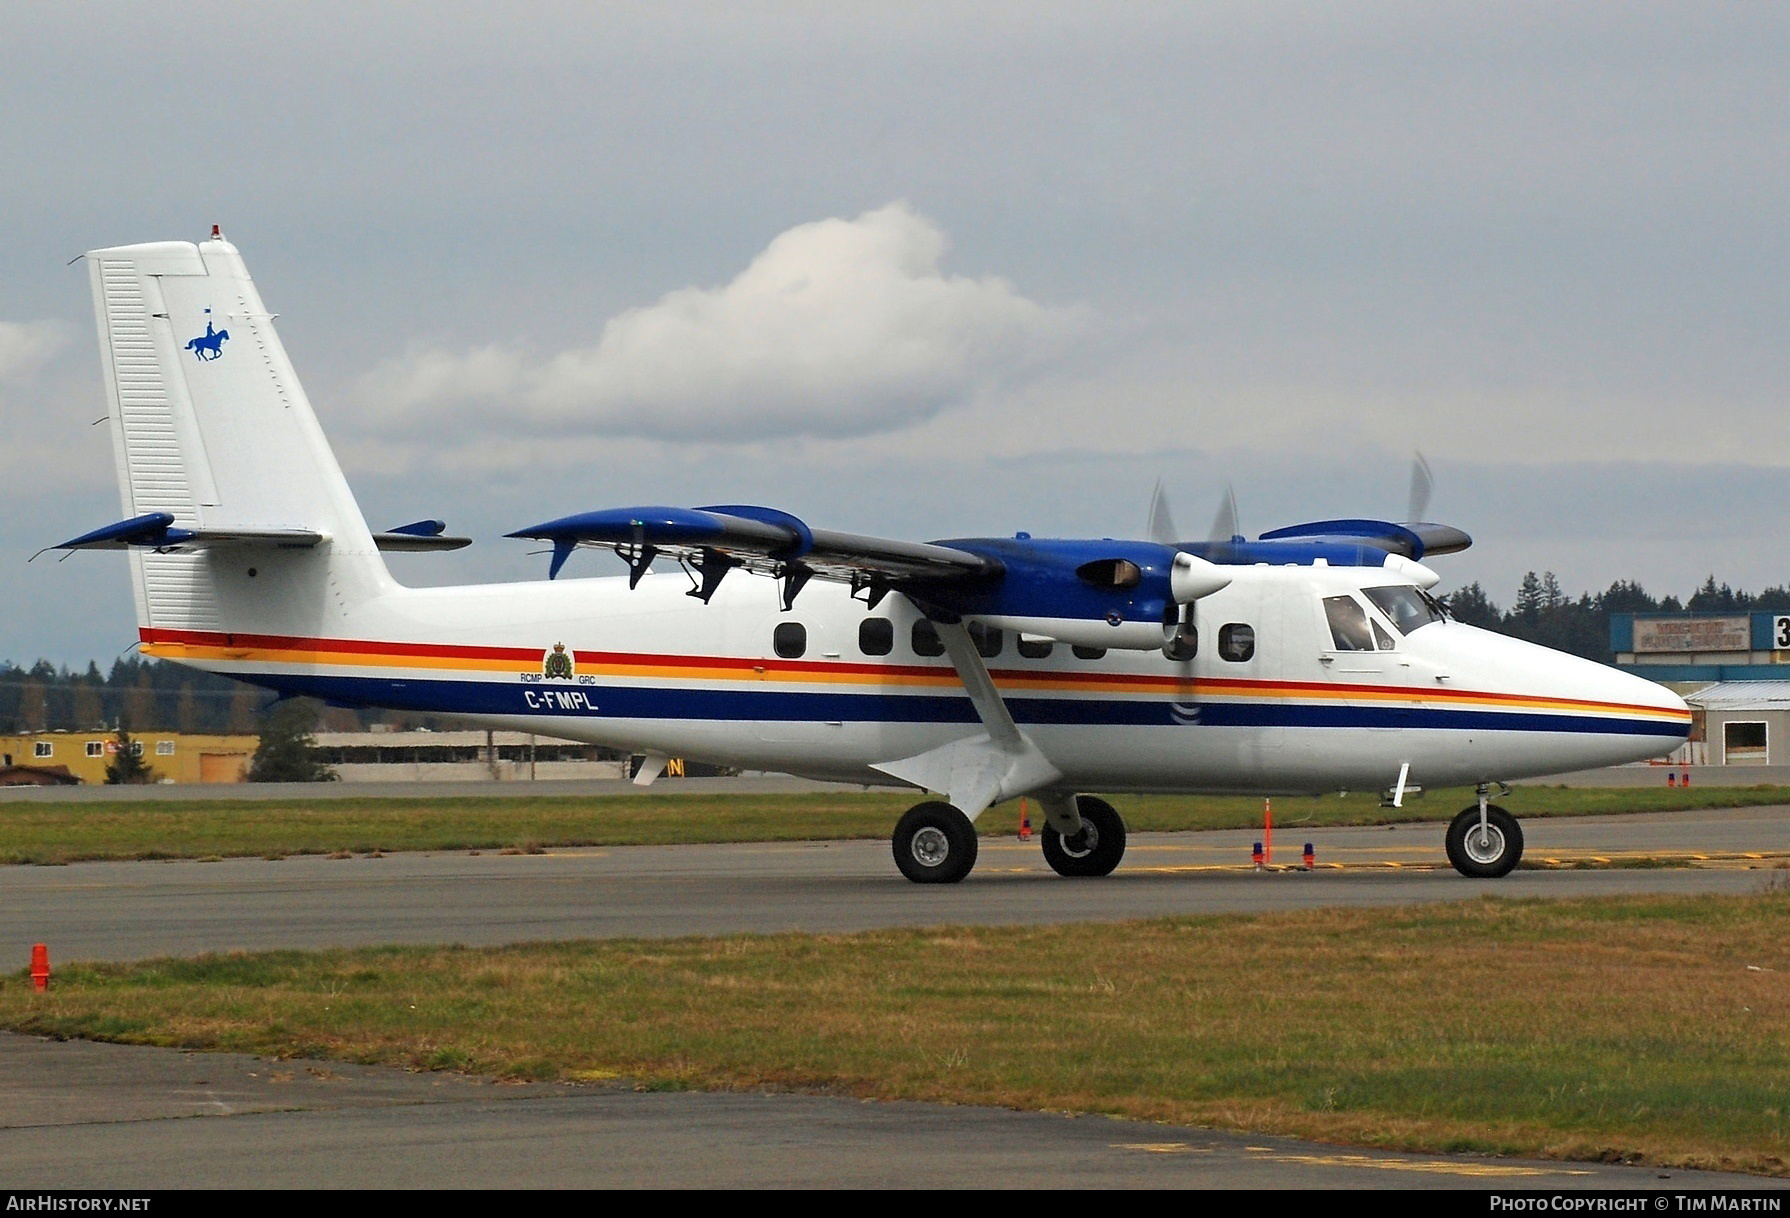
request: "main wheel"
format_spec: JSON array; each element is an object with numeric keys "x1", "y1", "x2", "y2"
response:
[
  {"x1": 892, "y1": 801, "x2": 979, "y2": 884},
  {"x1": 1042, "y1": 795, "x2": 1127, "y2": 877},
  {"x1": 1445, "y1": 805, "x2": 1524, "y2": 878}
]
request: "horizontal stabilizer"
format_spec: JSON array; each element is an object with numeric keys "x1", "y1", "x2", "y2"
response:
[
  {"x1": 372, "y1": 519, "x2": 471, "y2": 552},
  {"x1": 53, "y1": 513, "x2": 323, "y2": 552}
]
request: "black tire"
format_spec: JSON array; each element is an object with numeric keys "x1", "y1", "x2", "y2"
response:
[
  {"x1": 1445, "y1": 804, "x2": 1524, "y2": 878},
  {"x1": 1041, "y1": 795, "x2": 1127, "y2": 878},
  {"x1": 892, "y1": 801, "x2": 978, "y2": 884}
]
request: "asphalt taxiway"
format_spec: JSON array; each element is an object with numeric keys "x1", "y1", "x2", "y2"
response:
[
  {"x1": 6, "y1": 806, "x2": 1789, "y2": 963},
  {"x1": 8, "y1": 805, "x2": 1790, "y2": 1189},
  {"x1": 2, "y1": 1033, "x2": 1777, "y2": 1190}
]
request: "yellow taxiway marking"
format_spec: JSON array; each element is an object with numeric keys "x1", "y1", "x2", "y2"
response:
[
  {"x1": 1241, "y1": 1150, "x2": 1592, "y2": 1178},
  {"x1": 1111, "y1": 1143, "x2": 1215, "y2": 1155}
]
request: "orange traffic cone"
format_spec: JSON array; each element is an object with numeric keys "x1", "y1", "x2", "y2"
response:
[
  {"x1": 30, "y1": 943, "x2": 49, "y2": 993},
  {"x1": 1019, "y1": 799, "x2": 1032, "y2": 840}
]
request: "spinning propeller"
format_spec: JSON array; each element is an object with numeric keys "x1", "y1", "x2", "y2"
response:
[{"x1": 1145, "y1": 452, "x2": 1464, "y2": 563}]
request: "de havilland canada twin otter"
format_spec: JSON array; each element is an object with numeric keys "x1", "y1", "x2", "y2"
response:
[{"x1": 57, "y1": 231, "x2": 1691, "y2": 882}]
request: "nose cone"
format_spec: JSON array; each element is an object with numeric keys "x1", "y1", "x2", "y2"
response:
[{"x1": 1416, "y1": 623, "x2": 1691, "y2": 775}]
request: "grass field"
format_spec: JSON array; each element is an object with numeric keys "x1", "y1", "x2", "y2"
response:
[
  {"x1": 8, "y1": 892, "x2": 1790, "y2": 1174},
  {"x1": 1, "y1": 784, "x2": 1786, "y2": 865}
]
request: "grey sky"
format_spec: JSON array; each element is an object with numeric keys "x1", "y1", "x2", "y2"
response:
[{"x1": 4, "y1": 3, "x2": 1788, "y2": 665}]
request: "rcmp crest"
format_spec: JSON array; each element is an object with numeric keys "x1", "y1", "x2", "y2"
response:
[{"x1": 542, "y1": 642, "x2": 574, "y2": 680}]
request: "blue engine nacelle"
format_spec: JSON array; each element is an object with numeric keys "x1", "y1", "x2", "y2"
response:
[{"x1": 919, "y1": 537, "x2": 1231, "y2": 650}]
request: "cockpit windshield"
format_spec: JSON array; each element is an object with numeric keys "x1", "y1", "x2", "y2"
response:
[{"x1": 1363, "y1": 585, "x2": 1447, "y2": 635}]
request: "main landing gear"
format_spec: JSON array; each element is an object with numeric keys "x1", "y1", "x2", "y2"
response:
[
  {"x1": 1445, "y1": 784, "x2": 1524, "y2": 878},
  {"x1": 1041, "y1": 795, "x2": 1127, "y2": 878},
  {"x1": 892, "y1": 794, "x2": 1129, "y2": 884},
  {"x1": 892, "y1": 801, "x2": 979, "y2": 884}
]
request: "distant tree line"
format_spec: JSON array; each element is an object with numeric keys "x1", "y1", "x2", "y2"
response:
[
  {"x1": 1442, "y1": 574, "x2": 1790, "y2": 666},
  {"x1": 0, "y1": 656, "x2": 403, "y2": 735},
  {"x1": 8, "y1": 573, "x2": 1790, "y2": 732}
]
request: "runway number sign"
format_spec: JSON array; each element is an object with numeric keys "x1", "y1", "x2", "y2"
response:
[{"x1": 1776, "y1": 616, "x2": 1790, "y2": 651}]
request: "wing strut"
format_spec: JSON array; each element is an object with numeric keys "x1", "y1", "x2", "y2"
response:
[{"x1": 870, "y1": 609, "x2": 1064, "y2": 820}]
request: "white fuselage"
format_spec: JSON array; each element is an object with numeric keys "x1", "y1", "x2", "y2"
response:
[
  {"x1": 141, "y1": 553, "x2": 1691, "y2": 802},
  {"x1": 79, "y1": 235, "x2": 1689, "y2": 812}
]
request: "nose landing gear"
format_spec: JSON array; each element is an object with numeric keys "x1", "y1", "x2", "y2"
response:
[{"x1": 1445, "y1": 784, "x2": 1524, "y2": 878}]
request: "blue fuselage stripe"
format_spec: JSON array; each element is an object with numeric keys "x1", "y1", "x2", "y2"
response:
[{"x1": 257, "y1": 673, "x2": 1688, "y2": 739}]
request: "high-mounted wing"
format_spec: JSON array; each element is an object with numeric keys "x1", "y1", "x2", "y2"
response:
[
  {"x1": 1254, "y1": 517, "x2": 1471, "y2": 559},
  {"x1": 509, "y1": 502, "x2": 1240, "y2": 651},
  {"x1": 507, "y1": 505, "x2": 999, "y2": 609}
]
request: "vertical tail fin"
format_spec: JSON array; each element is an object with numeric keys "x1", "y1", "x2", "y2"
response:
[{"x1": 86, "y1": 232, "x2": 390, "y2": 636}]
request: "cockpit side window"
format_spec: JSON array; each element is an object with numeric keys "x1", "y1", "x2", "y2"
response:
[
  {"x1": 1371, "y1": 618, "x2": 1396, "y2": 650},
  {"x1": 1322, "y1": 595, "x2": 1376, "y2": 652},
  {"x1": 1363, "y1": 585, "x2": 1445, "y2": 635}
]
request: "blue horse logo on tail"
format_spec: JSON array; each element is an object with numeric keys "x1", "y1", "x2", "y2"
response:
[{"x1": 185, "y1": 309, "x2": 229, "y2": 361}]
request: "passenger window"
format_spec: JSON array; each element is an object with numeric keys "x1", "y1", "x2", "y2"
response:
[
  {"x1": 1018, "y1": 635, "x2": 1055, "y2": 659},
  {"x1": 859, "y1": 618, "x2": 893, "y2": 657},
  {"x1": 1072, "y1": 644, "x2": 1107, "y2": 660},
  {"x1": 967, "y1": 621, "x2": 1003, "y2": 658},
  {"x1": 911, "y1": 619, "x2": 945, "y2": 658},
  {"x1": 1218, "y1": 623, "x2": 1255, "y2": 663},
  {"x1": 773, "y1": 622, "x2": 807, "y2": 659},
  {"x1": 1322, "y1": 596, "x2": 1375, "y2": 652}
]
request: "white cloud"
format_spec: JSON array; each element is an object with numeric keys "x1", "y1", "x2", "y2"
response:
[
  {"x1": 0, "y1": 320, "x2": 70, "y2": 385},
  {"x1": 352, "y1": 202, "x2": 1083, "y2": 448},
  {"x1": 0, "y1": 319, "x2": 109, "y2": 501}
]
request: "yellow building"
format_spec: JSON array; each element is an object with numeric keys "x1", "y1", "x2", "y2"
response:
[{"x1": 0, "y1": 732, "x2": 259, "y2": 784}]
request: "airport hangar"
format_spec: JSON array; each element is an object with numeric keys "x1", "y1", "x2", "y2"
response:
[{"x1": 1613, "y1": 610, "x2": 1790, "y2": 767}]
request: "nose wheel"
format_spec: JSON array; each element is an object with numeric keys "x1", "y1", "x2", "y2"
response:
[{"x1": 1445, "y1": 802, "x2": 1523, "y2": 878}]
